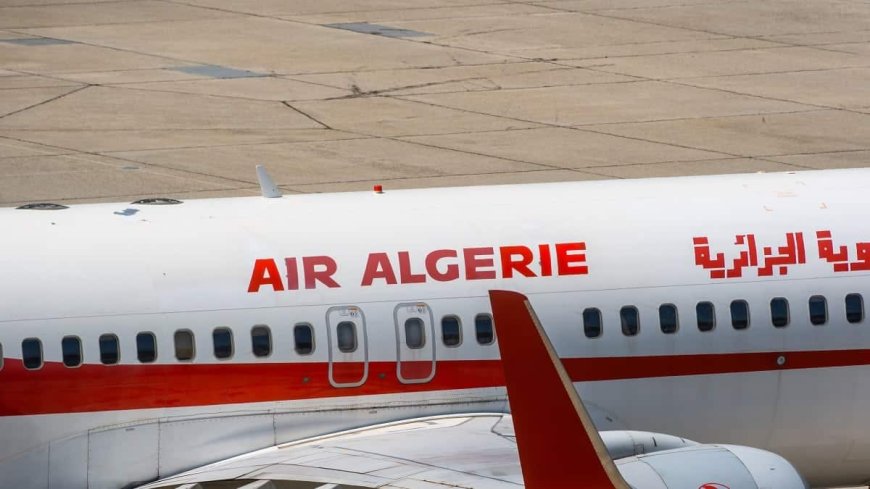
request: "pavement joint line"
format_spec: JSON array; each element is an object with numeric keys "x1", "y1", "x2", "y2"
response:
[
  {"x1": 93, "y1": 135, "x2": 374, "y2": 155},
  {"x1": 663, "y1": 65, "x2": 870, "y2": 82},
  {"x1": 4, "y1": 27, "x2": 232, "y2": 73},
  {"x1": 282, "y1": 168, "x2": 571, "y2": 189},
  {"x1": 280, "y1": 101, "x2": 333, "y2": 130},
  {"x1": 581, "y1": 155, "x2": 802, "y2": 171},
  {"x1": 385, "y1": 94, "x2": 809, "y2": 162},
  {"x1": 99, "y1": 82, "x2": 350, "y2": 105},
  {"x1": 0, "y1": 133, "x2": 260, "y2": 188},
  {"x1": 0, "y1": 0, "x2": 142, "y2": 7},
  {"x1": 164, "y1": 0, "x2": 528, "y2": 21},
  {"x1": 0, "y1": 85, "x2": 88, "y2": 120},
  {"x1": 569, "y1": 60, "x2": 865, "y2": 115},
  {"x1": 569, "y1": 108, "x2": 832, "y2": 128},
  {"x1": 8, "y1": 149, "x2": 248, "y2": 190}
]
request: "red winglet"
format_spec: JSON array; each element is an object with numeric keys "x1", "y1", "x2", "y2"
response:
[{"x1": 489, "y1": 290, "x2": 629, "y2": 489}]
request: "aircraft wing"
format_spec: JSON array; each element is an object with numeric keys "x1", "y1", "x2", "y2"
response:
[{"x1": 135, "y1": 413, "x2": 523, "y2": 489}]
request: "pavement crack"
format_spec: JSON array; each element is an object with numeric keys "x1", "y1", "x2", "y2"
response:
[
  {"x1": 0, "y1": 85, "x2": 88, "y2": 120},
  {"x1": 281, "y1": 101, "x2": 332, "y2": 129}
]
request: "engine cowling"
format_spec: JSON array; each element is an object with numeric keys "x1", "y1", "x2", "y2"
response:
[{"x1": 615, "y1": 444, "x2": 808, "y2": 489}]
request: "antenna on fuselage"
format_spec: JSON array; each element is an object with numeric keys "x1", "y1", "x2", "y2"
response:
[{"x1": 256, "y1": 165, "x2": 282, "y2": 198}]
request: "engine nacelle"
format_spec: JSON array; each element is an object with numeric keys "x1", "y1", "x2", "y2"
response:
[
  {"x1": 616, "y1": 444, "x2": 808, "y2": 489},
  {"x1": 600, "y1": 430, "x2": 697, "y2": 459}
]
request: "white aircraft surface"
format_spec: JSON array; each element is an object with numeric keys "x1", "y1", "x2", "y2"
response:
[{"x1": 0, "y1": 168, "x2": 868, "y2": 488}]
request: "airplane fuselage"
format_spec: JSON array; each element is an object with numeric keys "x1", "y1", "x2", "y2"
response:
[{"x1": 1, "y1": 169, "x2": 869, "y2": 488}]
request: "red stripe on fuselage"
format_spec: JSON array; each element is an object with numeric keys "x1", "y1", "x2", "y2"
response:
[{"x1": 2, "y1": 349, "x2": 869, "y2": 416}]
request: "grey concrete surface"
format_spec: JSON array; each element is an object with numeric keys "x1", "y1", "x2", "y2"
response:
[{"x1": 0, "y1": 0, "x2": 867, "y2": 206}]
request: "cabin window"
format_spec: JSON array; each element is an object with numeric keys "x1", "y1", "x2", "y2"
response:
[
  {"x1": 583, "y1": 308, "x2": 603, "y2": 338},
  {"x1": 213, "y1": 328, "x2": 233, "y2": 359},
  {"x1": 770, "y1": 298, "x2": 790, "y2": 328},
  {"x1": 659, "y1": 304, "x2": 679, "y2": 334},
  {"x1": 22, "y1": 338, "x2": 42, "y2": 370},
  {"x1": 337, "y1": 321, "x2": 357, "y2": 353},
  {"x1": 99, "y1": 334, "x2": 119, "y2": 365},
  {"x1": 475, "y1": 314, "x2": 494, "y2": 345},
  {"x1": 294, "y1": 323, "x2": 314, "y2": 355},
  {"x1": 846, "y1": 294, "x2": 864, "y2": 324},
  {"x1": 251, "y1": 325, "x2": 272, "y2": 357},
  {"x1": 696, "y1": 302, "x2": 715, "y2": 332},
  {"x1": 441, "y1": 316, "x2": 462, "y2": 347},
  {"x1": 620, "y1": 306, "x2": 639, "y2": 336},
  {"x1": 809, "y1": 296, "x2": 827, "y2": 325},
  {"x1": 174, "y1": 330, "x2": 195, "y2": 361},
  {"x1": 62, "y1": 336, "x2": 82, "y2": 367},
  {"x1": 731, "y1": 300, "x2": 750, "y2": 330},
  {"x1": 136, "y1": 332, "x2": 157, "y2": 363},
  {"x1": 405, "y1": 318, "x2": 426, "y2": 349}
]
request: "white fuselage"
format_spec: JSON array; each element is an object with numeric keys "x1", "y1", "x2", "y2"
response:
[{"x1": 1, "y1": 169, "x2": 869, "y2": 488}]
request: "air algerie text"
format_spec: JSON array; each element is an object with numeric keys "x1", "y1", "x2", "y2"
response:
[{"x1": 247, "y1": 242, "x2": 588, "y2": 292}]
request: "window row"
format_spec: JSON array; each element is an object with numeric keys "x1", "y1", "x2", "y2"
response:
[
  {"x1": 14, "y1": 325, "x2": 289, "y2": 370},
  {"x1": 582, "y1": 293, "x2": 865, "y2": 338},
  {"x1": 3, "y1": 314, "x2": 496, "y2": 371}
]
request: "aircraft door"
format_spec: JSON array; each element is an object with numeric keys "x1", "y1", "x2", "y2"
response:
[
  {"x1": 326, "y1": 305, "x2": 368, "y2": 388},
  {"x1": 394, "y1": 302, "x2": 436, "y2": 383}
]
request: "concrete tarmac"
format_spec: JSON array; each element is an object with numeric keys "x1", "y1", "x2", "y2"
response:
[{"x1": 0, "y1": 0, "x2": 868, "y2": 206}]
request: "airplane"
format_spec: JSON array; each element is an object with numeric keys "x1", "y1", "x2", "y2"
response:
[{"x1": 0, "y1": 167, "x2": 868, "y2": 488}]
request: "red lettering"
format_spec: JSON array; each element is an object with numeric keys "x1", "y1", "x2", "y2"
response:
[
  {"x1": 398, "y1": 251, "x2": 426, "y2": 284},
  {"x1": 247, "y1": 258, "x2": 284, "y2": 293},
  {"x1": 500, "y1": 245, "x2": 536, "y2": 278},
  {"x1": 361, "y1": 253, "x2": 397, "y2": 286},
  {"x1": 556, "y1": 242, "x2": 588, "y2": 276},
  {"x1": 303, "y1": 256, "x2": 340, "y2": 289},
  {"x1": 464, "y1": 247, "x2": 496, "y2": 280},
  {"x1": 538, "y1": 244, "x2": 553, "y2": 277},
  {"x1": 425, "y1": 249, "x2": 460, "y2": 281},
  {"x1": 284, "y1": 257, "x2": 299, "y2": 290}
]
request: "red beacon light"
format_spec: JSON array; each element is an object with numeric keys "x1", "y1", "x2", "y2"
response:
[{"x1": 373, "y1": 184, "x2": 384, "y2": 194}]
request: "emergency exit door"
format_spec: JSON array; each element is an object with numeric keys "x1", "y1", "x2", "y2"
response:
[
  {"x1": 326, "y1": 305, "x2": 368, "y2": 388},
  {"x1": 394, "y1": 302, "x2": 436, "y2": 384}
]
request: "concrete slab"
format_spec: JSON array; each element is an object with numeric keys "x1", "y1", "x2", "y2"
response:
[
  {"x1": 21, "y1": 17, "x2": 508, "y2": 75},
  {"x1": 0, "y1": 86, "x2": 322, "y2": 130},
  {"x1": 122, "y1": 77, "x2": 351, "y2": 102},
  {"x1": 568, "y1": 47, "x2": 867, "y2": 80},
  {"x1": 0, "y1": 128, "x2": 355, "y2": 153},
  {"x1": 0, "y1": 86, "x2": 81, "y2": 118},
  {"x1": 403, "y1": 81, "x2": 809, "y2": 126},
  {"x1": 57, "y1": 68, "x2": 206, "y2": 85},
  {"x1": 584, "y1": 157, "x2": 800, "y2": 179},
  {"x1": 585, "y1": 110, "x2": 870, "y2": 157},
  {"x1": 590, "y1": 1, "x2": 870, "y2": 37},
  {"x1": 682, "y1": 68, "x2": 870, "y2": 110},
  {"x1": 0, "y1": 0, "x2": 865, "y2": 207},
  {"x1": 0, "y1": 41, "x2": 187, "y2": 74},
  {"x1": 109, "y1": 137, "x2": 549, "y2": 186},
  {"x1": 284, "y1": 3, "x2": 554, "y2": 24},
  {"x1": 767, "y1": 150, "x2": 870, "y2": 170},
  {"x1": 177, "y1": 0, "x2": 501, "y2": 17},
  {"x1": 0, "y1": 153, "x2": 236, "y2": 205},
  {"x1": 400, "y1": 127, "x2": 726, "y2": 169},
  {"x1": 514, "y1": 37, "x2": 785, "y2": 62},
  {"x1": 0, "y1": 1, "x2": 237, "y2": 29},
  {"x1": 290, "y1": 96, "x2": 540, "y2": 137},
  {"x1": 0, "y1": 135, "x2": 69, "y2": 158},
  {"x1": 291, "y1": 62, "x2": 632, "y2": 97},
  {"x1": 0, "y1": 75, "x2": 80, "y2": 89},
  {"x1": 396, "y1": 12, "x2": 712, "y2": 56}
]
